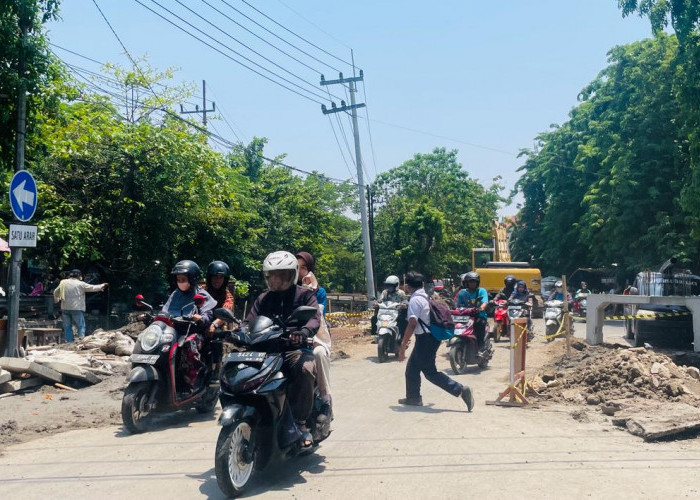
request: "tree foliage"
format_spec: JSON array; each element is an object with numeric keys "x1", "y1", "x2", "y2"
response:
[
  {"x1": 511, "y1": 34, "x2": 700, "y2": 276},
  {"x1": 372, "y1": 148, "x2": 502, "y2": 281}
]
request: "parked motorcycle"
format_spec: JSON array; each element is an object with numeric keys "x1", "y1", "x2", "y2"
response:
[
  {"x1": 376, "y1": 300, "x2": 403, "y2": 362},
  {"x1": 491, "y1": 299, "x2": 509, "y2": 342},
  {"x1": 544, "y1": 299, "x2": 565, "y2": 341},
  {"x1": 507, "y1": 298, "x2": 534, "y2": 342},
  {"x1": 447, "y1": 308, "x2": 493, "y2": 373},
  {"x1": 121, "y1": 294, "x2": 219, "y2": 434},
  {"x1": 212, "y1": 306, "x2": 331, "y2": 498},
  {"x1": 574, "y1": 292, "x2": 589, "y2": 318}
]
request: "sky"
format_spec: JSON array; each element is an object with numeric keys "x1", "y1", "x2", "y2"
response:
[{"x1": 45, "y1": 0, "x2": 653, "y2": 215}]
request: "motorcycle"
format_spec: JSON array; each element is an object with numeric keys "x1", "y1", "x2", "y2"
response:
[
  {"x1": 491, "y1": 299, "x2": 509, "y2": 342},
  {"x1": 121, "y1": 294, "x2": 219, "y2": 434},
  {"x1": 376, "y1": 300, "x2": 403, "y2": 362},
  {"x1": 447, "y1": 307, "x2": 493, "y2": 373},
  {"x1": 574, "y1": 292, "x2": 589, "y2": 318},
  {"x1": 507, "y1": 298, "x2": 534, "y2": 343},
  {"x1": 212, "y1": 306, "x2": 331, "y2": 498},
  {"x1": 544, "y1": 299, "x2": 565, "y2": 341}
]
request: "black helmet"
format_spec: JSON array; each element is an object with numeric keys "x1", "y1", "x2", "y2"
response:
[
  {"x1": 171, "y1": 260, "x2": 201, "y2": 288},
  {"x1": 463, "y1": 271, "x2": 480, "y2": 286},
  {"x1": 206, "y1": 260, "x2": 230, "y2": 289},
  {"x1": 504, "y1": 275, "x2": 517, "y2": 287}
]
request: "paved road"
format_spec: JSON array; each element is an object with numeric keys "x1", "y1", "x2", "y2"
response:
[{"x1": 2, "y1": 320, "x2": 700, "y2": 499}]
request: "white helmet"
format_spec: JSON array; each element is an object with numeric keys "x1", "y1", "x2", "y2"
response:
[
  {"x1": 384, "y1": 275, "x2": 400, "y2": 287},
  {"x1": 262, "y1": 251, "x2": 299, "y2": 291}
]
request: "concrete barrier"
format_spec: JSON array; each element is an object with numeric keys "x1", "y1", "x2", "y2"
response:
[{"x1": 586, "y1": 294, "x2": 700, "y2": 351}]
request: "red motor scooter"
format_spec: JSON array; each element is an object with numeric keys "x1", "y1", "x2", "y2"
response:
[
  {"x1": 491, "y1": 299, "x2": 509, "y2": 342},
  {"x1": 447, "y1": 307, "x2": 493, "y2": 374}
]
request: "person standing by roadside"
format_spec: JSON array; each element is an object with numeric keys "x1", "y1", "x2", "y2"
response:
[
  {"x1": 398, "y1": 271, "x2": 474, "y2": 411},
  {"x1": 53, "y1": 269, "x2": 108, "y2": 342}
]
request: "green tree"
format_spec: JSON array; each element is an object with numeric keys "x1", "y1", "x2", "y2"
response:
[{"x1": 372, "y1": 147, "x2": 502, "y2": 280}]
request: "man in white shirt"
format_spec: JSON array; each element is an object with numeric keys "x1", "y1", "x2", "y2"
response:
[
  {"x1": 53, "y1": 269, "x2": 108, "y2": 342},
  {"x1": 398, "y1": 271, "x2": 474, "y2": 410}
]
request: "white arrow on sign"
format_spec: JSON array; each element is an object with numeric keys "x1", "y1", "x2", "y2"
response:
[{"x1": 12, "y1": 179, "x2": 35, "y2": 211}]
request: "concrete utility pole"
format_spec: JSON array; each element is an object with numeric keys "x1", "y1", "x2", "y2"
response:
[
  {"x1": 6, "y1": 13, "x2": 30, "y2": 357},
  {"x1": 320, "y1": 69, "x2": 376, "y2": 304},
  {"x1": 179, "y1": 80, "x2": 215, "y2": 127}
]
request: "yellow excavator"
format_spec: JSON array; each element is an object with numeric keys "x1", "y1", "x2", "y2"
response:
[{"x1": 471, "y1": 220, "x2": 543, "y2": 316}]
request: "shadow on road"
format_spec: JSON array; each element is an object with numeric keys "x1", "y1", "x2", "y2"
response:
[
  {"x1": 389, "y1": 404, "x2": 465, "y2": 415},
  {"x1": 113, "y1": 409, "x2": 218, "y2": 438},
  {"x1": 191, "y1": 453, "x2": 327, "y2": 498}
]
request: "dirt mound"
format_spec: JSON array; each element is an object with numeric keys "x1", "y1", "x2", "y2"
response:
[{"x1": 535, "y1": 344, "x2": 700, "y2": 405}]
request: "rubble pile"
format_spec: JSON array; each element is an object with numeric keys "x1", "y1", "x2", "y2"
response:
[
  {"x1": 535, "y1": 344, "x2": 700, "y2": 406},
  {"x1": 77, "y1": 330, "x2": 134, "y2": 356}
]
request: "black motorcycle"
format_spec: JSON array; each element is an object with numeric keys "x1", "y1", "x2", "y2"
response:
[
  {"x1": 212, "y1": 306, "x2": 331, "y2": 498},
  {"x1": 121, "y1": 294, "x2": 219, "y2": 434}
]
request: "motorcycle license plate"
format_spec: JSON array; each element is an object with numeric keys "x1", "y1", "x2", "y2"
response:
[
  {"x1": 452, "y1": 316, "x2": 469, "y2": 322},
  {"x1": 509, "y1": 306, "x2": 522, "y2": 310},
  {"x1": 129, "y1": 354, "x2": 159, "y2": 364},
  {"x1": 228, "y1": 351, "x2": 266, "y2": 363}
]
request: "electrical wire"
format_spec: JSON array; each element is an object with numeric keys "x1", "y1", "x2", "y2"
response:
[
  {"x1": 275, "y1": 0, "x2": 352, "y2": 51},
  {"x1": 206, "y1": 83, "x2": 246, "y2": 143},
  {"x1": 360, "y1": 81, "x2": 379, "y2": 180},
  {"x1": 173, "y1": 0, "x2": 344, "y2": 102},
  {"x1": 218, "y1": 0, "x2": 345, "y2": 74},
  {"x1": 238, "y1": 0, "x2": 352, "y2": 68},
  {"x1": 325, "y1": 114, "x2": 356, "y2": 182},
  {"x1": 134, "y1": 0, "x2": 328, "y2": 105},
  {"x1": 198, "y1": 0, "x2": 325, "y2": 76}
]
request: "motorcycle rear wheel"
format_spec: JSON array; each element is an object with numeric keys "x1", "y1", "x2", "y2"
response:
[
  {"x1": 215, "y1": 419, "x2": 256, "y2": 498},
  {"x1": 121, "y1": 381, "x2": 153, "y2": 434},
  {"x1": 377, "y1": 336, "x2": 389, "y2": 363},
  {"x1": 195, "y1": 385, "x2": 219, "y2": 414},
  {"x1": 449, "y1": 345, "x2": 466, "y2": 374}
]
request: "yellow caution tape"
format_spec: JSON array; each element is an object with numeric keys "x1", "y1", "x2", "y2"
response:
[{"x1": 603, "y1": 311, "x2": 692, "y2": 320}]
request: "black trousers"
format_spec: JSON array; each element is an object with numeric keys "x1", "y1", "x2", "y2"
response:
[
  {"x1": 405, "y1": 333, "x2": 462, "y2": 399},
  {"x1": 283, "y1": 349, "x2": 316, "y2": 423}
]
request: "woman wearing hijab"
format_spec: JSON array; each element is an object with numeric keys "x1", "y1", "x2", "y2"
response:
[{"x1": 296, "y1": 251, "x2": 332, "y2": 422}]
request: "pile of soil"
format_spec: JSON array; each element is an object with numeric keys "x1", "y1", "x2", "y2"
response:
[{"x1": 534, "y1": 343, "x2": 700, "y2": 406}]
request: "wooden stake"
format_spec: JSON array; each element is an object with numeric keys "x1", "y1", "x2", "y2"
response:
[
  {"x1": 54, "y1": 382, "x2": 78, "y2": 392},
  {"x1": 562, "y1": 275, "x2": 571, "y2": 356}
]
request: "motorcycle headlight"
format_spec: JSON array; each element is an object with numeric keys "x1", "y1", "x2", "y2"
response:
[
  {"x1": 138, "y1": 324, "x2": 162, "y2": 352},
  {"x1": 378, "y1": 313, "x2": 395, "y2": 321}
]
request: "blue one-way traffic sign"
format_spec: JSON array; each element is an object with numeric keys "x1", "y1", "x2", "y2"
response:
[{"x1": 9, "y1": 170, "x2": 37, "y2": 222}]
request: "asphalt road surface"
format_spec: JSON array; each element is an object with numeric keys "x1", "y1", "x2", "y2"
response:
[{"x1": 2, "y1": 320, "x2": 700, "y2": 499}]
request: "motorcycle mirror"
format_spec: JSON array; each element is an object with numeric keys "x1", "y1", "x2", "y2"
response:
[
  {"x1": 214, "y1": 307, "x2": 236, "y2": 323},
  {"x1": 134, "y1": 294, "x2": 153, "y2": 311},
  {"x1": 193, "y1": 294, "x2": 206, "y2": 308},
  {"x1": 285, "y1": 306, "x2": 318, "y2": 326}
]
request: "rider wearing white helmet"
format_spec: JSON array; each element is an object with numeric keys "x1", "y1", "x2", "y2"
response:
[
  {"x1": 246, "y1": 251, "x2": 319, "y2": 449},
  {"x1": 371, "y1": 275, "x2": 408, "y2": 335}
]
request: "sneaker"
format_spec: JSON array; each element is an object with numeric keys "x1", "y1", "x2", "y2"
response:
[
  {"x1": 398, "y1": 397, "x2": 423, "y2": 406},
  {"x1": 461, "y1": 385, "x2": 474, "y2": 412}
]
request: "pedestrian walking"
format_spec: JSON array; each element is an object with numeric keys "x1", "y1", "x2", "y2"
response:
[
  {"x1": 398, "y1": 271, "x2": 474, "y2": 411},
  {"x1": 53, "y1": 269, "x2": 108, "y2": 342}
]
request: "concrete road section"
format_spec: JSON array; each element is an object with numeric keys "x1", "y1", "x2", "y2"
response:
[{"x1": 2, "y1": 320, "x2": 700, "y2": 499}]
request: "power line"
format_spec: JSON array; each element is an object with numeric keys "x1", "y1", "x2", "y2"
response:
[
  {"x1": 361, "y1": 81, "x2": 379, "y2": 180},
  {"x1": 217, "y1": 0, "x2": 345, "y2": 73},
  {"x1": 275, "y1": 0, "x2": 352, "y2": 50},
  {"x1": 133, "y1": 0, "x2": 328, "y2": 105},
  {"x1": 206, "y1": 83, "x2": 246, "y2": 143},
  {"x1": 198, "y1": 0, "x2": 325, "y2": 76},
  {"x1": 172, "y1": 0, "x2": 343, "y2": 102},
  {"x1": 325, "y1": 114, "x2": 356, "y2": 182},
  {"x1": 238, "y1": 0, "x2": 352, "y2": 68}
]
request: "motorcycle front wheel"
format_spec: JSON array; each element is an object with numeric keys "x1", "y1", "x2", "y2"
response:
[
  {"x1": 449, "y1": 344, "x2": 466, "y2": 374},
  {"x1": 377, "y1": 336, "x2": 389, "y2": 363},
  {"x1": 215, "y1": 419, "x2": 256, "y2": 498},
  {"x1": 121, "y1": 381, "x2": 153, "y2": 434},
  {"x1": 545, "y1": 323, "x2": 558, "y2": 342},
  {"x1": 495, "y1": 323, "x2": 506, "y2": 343}
]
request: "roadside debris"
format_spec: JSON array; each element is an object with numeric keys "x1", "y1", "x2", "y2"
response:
[{"x1": 533, "y1": 344, "x2": 700, "y2": 440}]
